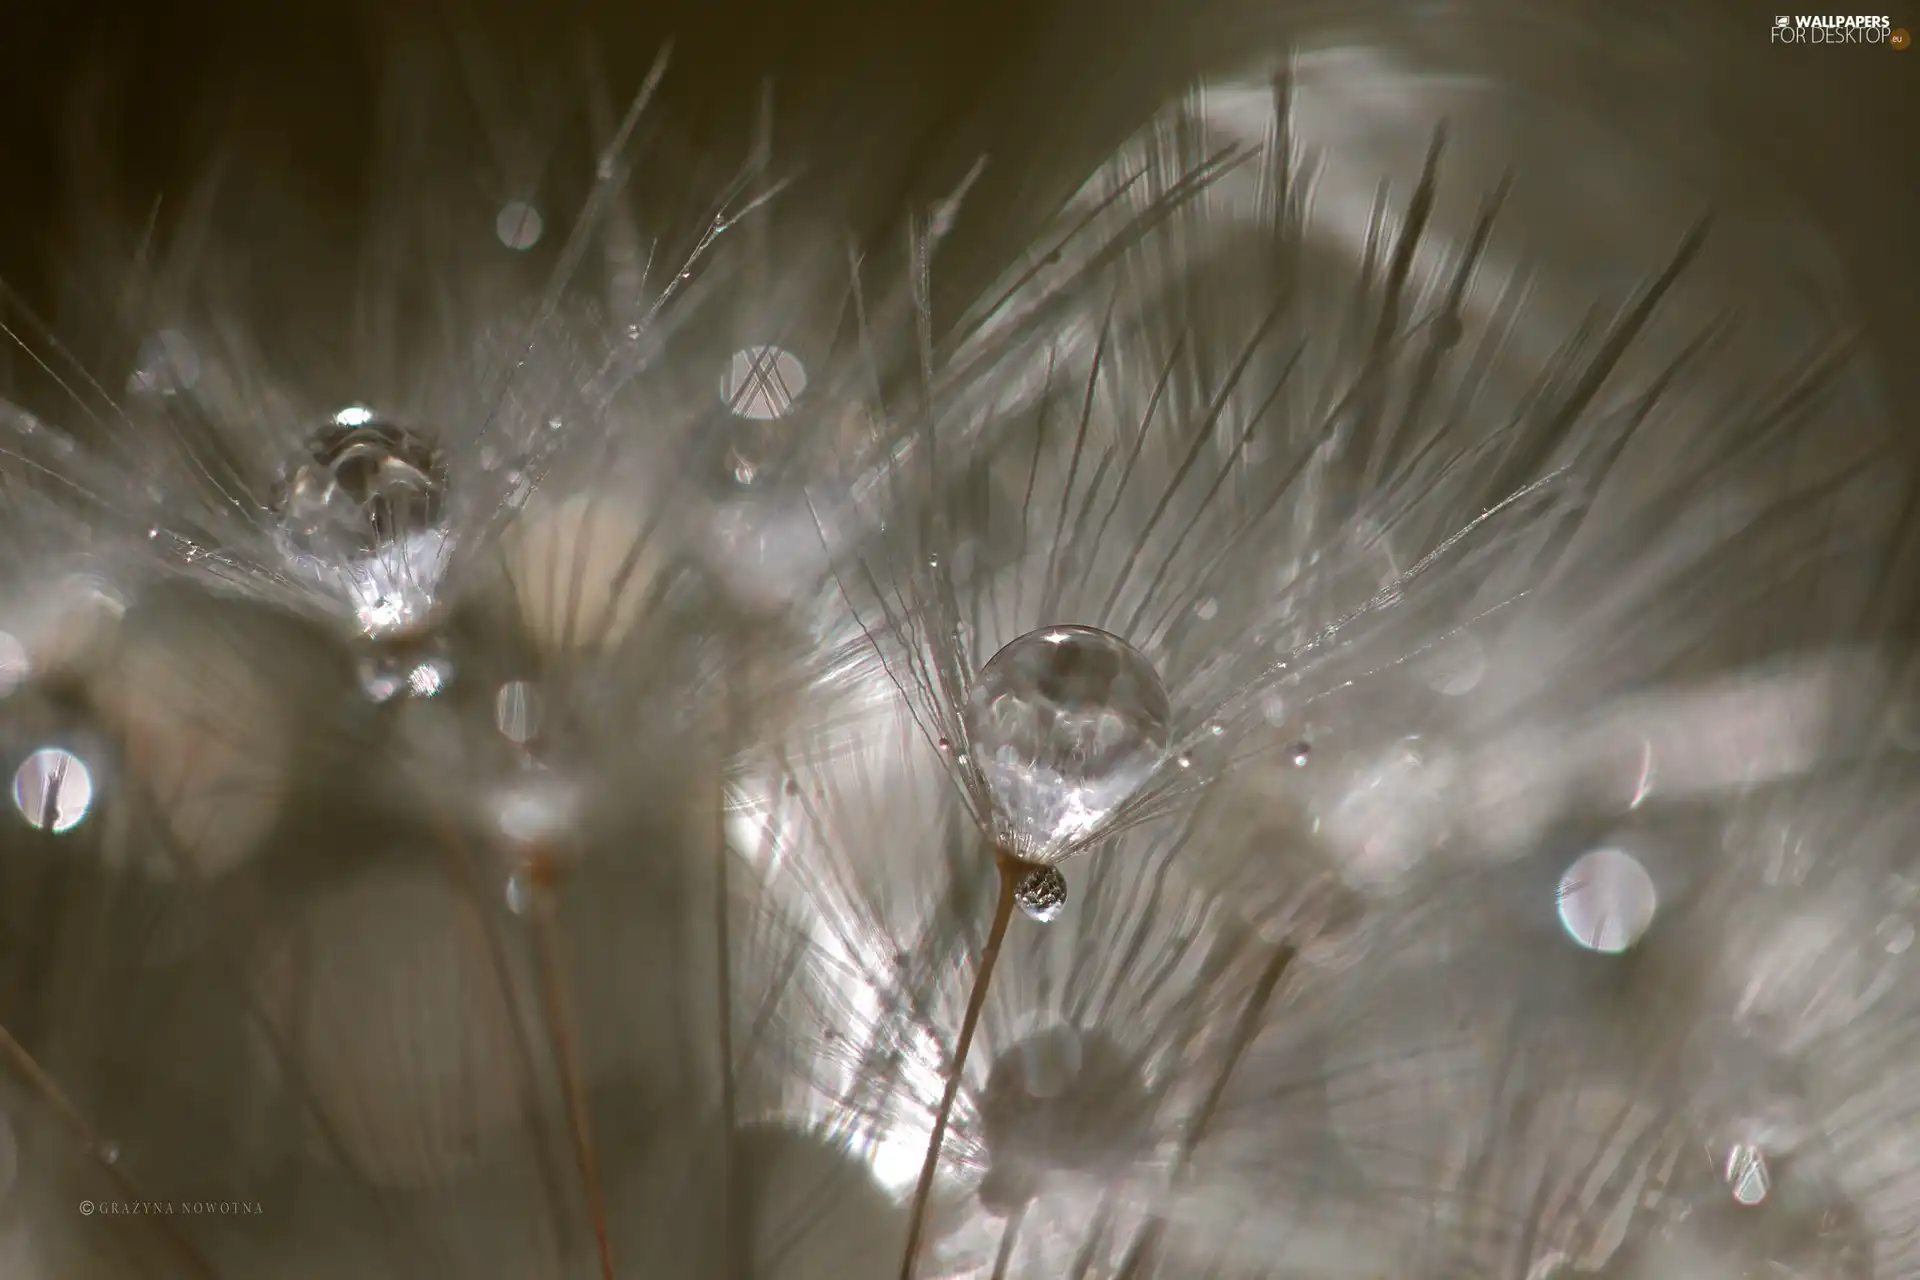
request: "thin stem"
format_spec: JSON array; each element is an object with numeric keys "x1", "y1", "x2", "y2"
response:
[
  {"x1": 0, "y1": 1020, "x2": 222, "y2": 1280},
  {"x1": 899, "y1": 849, "x2": 1021, "y2": 1280},
  {"x1": 529, "y1": 874, "x2": 616, "y2": 1280}
]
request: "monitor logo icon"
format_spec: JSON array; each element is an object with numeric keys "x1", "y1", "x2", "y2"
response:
[{"x1": 1775, "y1": 14, "x2": 1791, "y2": 25}]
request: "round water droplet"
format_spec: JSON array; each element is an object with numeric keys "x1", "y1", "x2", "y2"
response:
[
  {"x1": 963, "y1": 626, "x2": 1171, "y2": 864},
  {"x1": 272, "y1": 416, "x2": 453, "y2": 639},
  {"x1": 1014, "y1": 864, "x2": 1068, "y2": 923},
  {"x1": 12, "y1": 747, "x2": 94, "y2": 833},
  {"x1": 1289, "y1": 741, "x2": 1312, "y2": 768},
  {"x1": 1876, "y1": 914, "x2": 1914, "y2": 955},
  {"x1": 97, "y1": 1141, "x2": 121, "y2": 1165},
  {"x1": 1176, "y1": 754, "x2": 1192, "y2": 769}
]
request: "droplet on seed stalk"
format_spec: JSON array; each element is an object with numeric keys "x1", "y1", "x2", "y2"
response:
[
  {"x1": 1014, "y1": 864, "x2": 1068, "y2": 922},
  {"x1": 272, "y1": 416, "x2": 453, "y2": 640},
  {"x1": 962, "y1": 625, "x2": 1171, "y2": 865}
]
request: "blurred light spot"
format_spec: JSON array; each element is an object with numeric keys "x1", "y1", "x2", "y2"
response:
[
  {"x1": 495, "y1": 681, "x2": 540, "y2": 744},
  {"x1": 332, "y1": 405, "x2": 375, "y2": 428},
  {"x1": 12, "y1": 747, "x2": 93, "y2": 833},
  {"x1": 493, "y1": 771, "x2": 580, "y2": 847},
  {"x1": 1725, "y1": 1142, "x2": 1770, "y2": 1205},
  {"x1": 495, "y1": 201, "x2": 544, "y2": 251},
  {"x1": 1194, "y1": 597, "x2": 1219, "y2": 621},
  {"x1": 127, "y1": 330, "x2": 199, "y2": 395},
  {"x1": 505, "y1": 868, "x2": 531, "y2": 916},
  {"x1": 1876, "y1": 914, "x2": 1914, "y2": 955},
  {"x1": 0, "y1": 631, "x2": 27, "y2": 697},
  {"x1": 722, "y1": 346, "x2": 807, "y2": 420},
  {"x1": 1557, "y1": 847, "x2": 1657, "y2": 953},
  {"x1": 865, "y1": 1128, "x2": 926, "y2": 1196}
]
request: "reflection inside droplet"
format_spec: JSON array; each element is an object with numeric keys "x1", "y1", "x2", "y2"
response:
[
  {"x1": 1557, "y1": 846, "x2": 1658, "y2": 953},
  {"x1": 12, "y1": 747, "x2": 94, "y2": 833},
  {"x1": 721, "y1": 346, "x2": 807, "y2": 420}
]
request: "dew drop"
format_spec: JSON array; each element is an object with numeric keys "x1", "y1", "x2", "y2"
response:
[
  {"x1": 1725, "y1": 1142, "x2": 1770, "y2": 1205},
  {"x1": 1013, "y1": 864, "x2": 1068, "y2": 923},
  {"x1": 1176, "y1": 754, "x2": 1192, "y2": 769},
  {"x1": 272, "y1": 415, "x2": 452, "y2": 640},
  {"x1": 963, "y1": 625, "x2": 1171, "y2": 865},
  {"x1": 1289, "y1": 741, "x2": 1312, "y2": 768}
]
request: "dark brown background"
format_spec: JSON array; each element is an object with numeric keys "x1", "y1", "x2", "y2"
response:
[{"x1": 0, "y1": 0, "x2": 1914, "y2": 402}]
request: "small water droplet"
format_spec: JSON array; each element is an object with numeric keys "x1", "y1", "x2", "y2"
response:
[
  {"x1": 937, "y1": 737, "x2": 951, "y2": 752},
  {"x1": 955, "y1": 752, "x2": 970, "y2": 768},
  {"x1": 1877, "y1": 914, "x2": 1914, "y2": 955},
  {"x1": 1194, "y1": 597, "x2": 1218, "y2": 621},
  {"x1": 1176, "y1": 754, "x2": 1192, "y2": 769},
  {"x1": 1208, "y1": 722, "x2": 1225, "y2": 737},
  {"x1": 1725, "y1": 1142, "x2": 1770, "y2": 1205},
  {"x1": 1013, "y1": 865, "x2": 1068, "y2": 923},
  {"x1": 1289, "y1": 742, "x2": 1312, "y2": 768},
  {"x1": 97, "y1": 1142, "x2": 121, "y2": 1165}
]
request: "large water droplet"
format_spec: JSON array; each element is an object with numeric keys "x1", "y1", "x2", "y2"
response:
[
  {"x1": 1014, "y1": 864, "x2": 1068, "y2": 923},
  {"x1": 272, "y1": 416, "x2": 453, "y2": 640},
  {"x1": 963, "y1": 625, "x2": 1171, "y2": 864}
]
